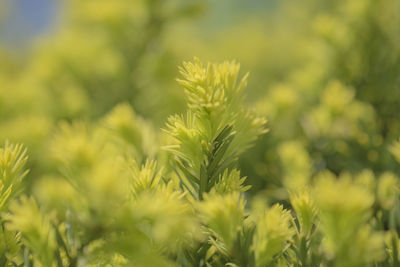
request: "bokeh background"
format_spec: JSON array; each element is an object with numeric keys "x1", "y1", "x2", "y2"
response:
[{"x1": 1, "y1": 0, "x2": 400, "y2": 200}]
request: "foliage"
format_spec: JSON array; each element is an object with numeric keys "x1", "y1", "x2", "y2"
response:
[
  {"x1": 1, "y1": 0, "x2": 400, "y2": 266},
  {"x1": 0, "y1": 56, "x2": 399, "y2": 266}
]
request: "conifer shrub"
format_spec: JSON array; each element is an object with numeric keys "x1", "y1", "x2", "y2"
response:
[
  {"x1": 0, "y1": 58, "x2": 399, "y2": 267},
  {"x1": 1, "y1": 1, "x2": 400, "y2": 266}
]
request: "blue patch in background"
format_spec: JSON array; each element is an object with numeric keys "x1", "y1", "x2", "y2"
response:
[{"x1": 0, "y1": 0, "x2": 59, "y2": 49}]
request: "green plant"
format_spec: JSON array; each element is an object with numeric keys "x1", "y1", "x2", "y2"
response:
[{"x1": 1, "y1": 58, "x2": 399, "y2": 267}]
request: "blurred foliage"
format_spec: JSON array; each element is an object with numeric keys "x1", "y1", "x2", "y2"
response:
[{"x1": 0, "y1": 0, "x2": 400, "y2": 266}]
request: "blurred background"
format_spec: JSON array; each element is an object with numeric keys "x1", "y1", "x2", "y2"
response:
[{"x1": 1, "y1": 0, "x2": 400, "y2": 200}]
